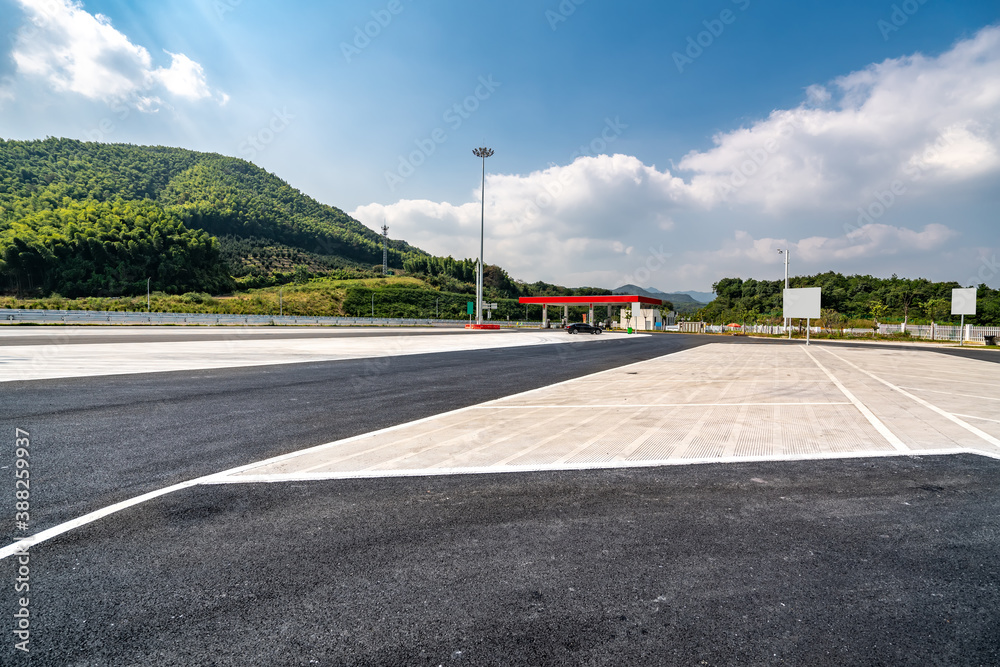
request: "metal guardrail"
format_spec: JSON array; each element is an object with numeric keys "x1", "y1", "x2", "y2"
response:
[{"x1": 0, "y1": 309, "x2": 543, "y2": 328}]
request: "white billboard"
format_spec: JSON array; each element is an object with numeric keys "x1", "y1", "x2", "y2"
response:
[
  {"x1": 783, "y1": 287, "x2": 821, "y2": 319},
  {"x1": 951, "y1": 288, "x2": 977, "y2": 316}
]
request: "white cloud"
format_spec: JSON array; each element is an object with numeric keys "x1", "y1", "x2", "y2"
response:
[
  {"x1": 678, "y1": 25, "x2": 1000, "y2": 212},
  {"x1": 353, "y1": 26, "x2": 1000, "y2": 290},
  {"x1": 353, "y1": 154, "x2": 691, "y2": 286},
  {"x1": 704, "y1": 224, "x2": 958, "y2": 266},
  {"x1": 10, "y1": 0, "x2": 225, "y2": 107},
  {"x1": 154, "y1": 51, "x2": 220, "y2": 102}
]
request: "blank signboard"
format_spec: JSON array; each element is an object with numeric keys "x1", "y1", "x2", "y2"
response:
[
  {"x1": 951, "y1": 288, "x2": 977, "y2": 315},
  {"x1": 783, "y1": 287, "x2": 821, "y2": 319}
]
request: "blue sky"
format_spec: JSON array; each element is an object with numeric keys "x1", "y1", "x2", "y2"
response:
[{"x1": 2, "y1": 0, "x2": 999, "y2": 291}]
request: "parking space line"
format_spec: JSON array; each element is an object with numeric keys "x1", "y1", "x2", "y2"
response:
[
  {"x1": 471, "y1": 402, "x2": 852, "y2": 408},
  {"x1": 803, "y1": 348, "x2": 909, "y2": 451},
  {"x1": 952, "y1": 413, "x2": 1000, "y2": 424},
  {"x1": 821, "y1": 348, "x2": 1000, "y2": 449},
  {"x1": 205, "y1": 448, "x2": 1000, "y2": 484},
  {"x1": 898, "y1": 387, "x2": 1000, "y2": 401}
]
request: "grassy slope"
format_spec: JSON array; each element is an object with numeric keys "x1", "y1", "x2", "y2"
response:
[{"x1": 0, "y1": 277, "x2": 517, "y2": 318}]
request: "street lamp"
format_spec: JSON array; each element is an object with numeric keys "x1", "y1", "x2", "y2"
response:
[
  {"x1": 778, "y1": 248, "x2": 789, "y2": 338},
  {"x1": 472, "y1": 146, "x2": 494, "y2": 325}
]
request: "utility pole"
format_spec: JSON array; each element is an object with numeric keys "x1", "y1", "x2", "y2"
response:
[
  {"x1": 147, "y1": 277, "x2": 150, "y2": 313},
  {"x1": 381, "y1": 222, "x2": 388, "y2": 276},
  {"x1": 778, "y1": 248, "x2": 789, "y2": 338},
  {"x1": 472, "y1": 147, "x2": 494, "y2": 325}
]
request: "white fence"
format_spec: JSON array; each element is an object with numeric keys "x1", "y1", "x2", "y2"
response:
[
  {"x1": 0, "y1": 308, "x2": 544, "y2": 329},
  {"x1": 698, "y1": 322, "x2": 998, "y2": 343}
]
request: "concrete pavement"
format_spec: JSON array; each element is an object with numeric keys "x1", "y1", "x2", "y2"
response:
[{"x1": 222, "y1": 342, "x2": 1000, "y2": 483}]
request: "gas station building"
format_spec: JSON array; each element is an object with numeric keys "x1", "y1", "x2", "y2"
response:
[{"x1": 518, "y1": 295, "x2": 668, "y2": 331}]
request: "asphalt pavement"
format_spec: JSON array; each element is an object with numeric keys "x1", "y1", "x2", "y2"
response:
[
  {"x1": 2, "y1": 330, "x2": 998, "y2": 665},
  {"x1": 17, "y1": 455, "x2": 1000, "y2": 666}
]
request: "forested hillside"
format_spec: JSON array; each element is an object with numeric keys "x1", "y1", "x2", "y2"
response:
[
  {"x1": 699, "y1": 273, "x2": 1000, "y2": 326},
  {"x1": 0, "y1": 137, "x2": 425, "y2": 296}
]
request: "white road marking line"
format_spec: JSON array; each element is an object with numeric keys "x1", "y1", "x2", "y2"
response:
[
  {"x1": 472, "y1": 403, "x2": 852, "y2": 408},
  {"x1": 952, "y1": 413, "x2": 1000, "y2": 424},
  {"x1": 0, "y1": 476, "x2": 211, "y2": 561},
  {"x1": 898, "y1": 387, "x2": 1000, "y2": 401},
  {"x1": 803, "y1": 348, "x2": 909, "y2": 452},
  {"x1": 822, "y1": 348, "x2": 1000, "y2": 449},
  {"x1": 203, "y1": 448, "x2": 1000, "y2": 484}
]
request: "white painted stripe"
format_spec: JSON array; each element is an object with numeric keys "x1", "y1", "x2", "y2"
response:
[
  {"x1": 472, "y1": 402, "x2": 852, "y2": 408},
  {"x1": 822, "y1": 348, "x2": 1000, "y2": 450},
  {"x1": 803, "y1": 348, "x2": 909, "y2": 452},
  {"x1": 951, "y1": 413, "x2": 1000, "y2": 424},
  {"x1": 202, "y1": 448, "x2": 994, "y2": 484},
  {"x1": 897, "y1": 387, "x2": 1000, "y2": 402},
  {"x1": 0, "y1": 344, "x2": 705, "y2": 561},
  {"x1": 0, "y1": 476, "x2": 211, "y2": 560}
]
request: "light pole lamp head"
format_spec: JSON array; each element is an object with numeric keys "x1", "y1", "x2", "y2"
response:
[{"x1": 472, "y1": 147, "x2": 494, "y2": 159}]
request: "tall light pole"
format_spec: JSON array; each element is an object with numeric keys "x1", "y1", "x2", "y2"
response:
[
  {"x1": 778, "y1": 248, "x2": 789, "y2": 337},
  {"x1": 472, "y1": 146, "x2": 494, "y2": 325},
  {"x1": 381, "y1": 222, "x2": 389, "y2": 276}
]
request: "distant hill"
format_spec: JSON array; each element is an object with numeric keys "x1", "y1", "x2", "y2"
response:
[
  {"x1": 1, "y1": 137, "x2": 654, "y2": 304},
  {"x1": 612, "y1": 284, "x2": 703, "y2": 314},
  {"x1": 675, "y1": 290, "x2": 715, "y2": 304},
  {"x1": 0, "y1": 137, "x2": 427, "y2": 295}
]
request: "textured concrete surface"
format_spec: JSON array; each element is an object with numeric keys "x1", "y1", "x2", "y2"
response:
[
  {"x1": 0, "y1": 326, "x2": 627, "y2": 382},
  {"x1": 225, "y1": 343, "x2": 1000, "y2": 483}
]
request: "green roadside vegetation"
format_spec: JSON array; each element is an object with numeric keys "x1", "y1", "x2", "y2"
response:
[
  {"x1": 694, "y1": 273, "x2": 1000, "y2": 327},
  {"x1": 1, "y1": 275, "x2": 558, "y2": 320},
  {"x1": 1, "y1": 138, "x2": 613, "y2": 316}
]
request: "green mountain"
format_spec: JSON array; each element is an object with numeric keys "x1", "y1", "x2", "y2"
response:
[{"x1": 0, "y1": 137, "x2": 426, "y2": 296}]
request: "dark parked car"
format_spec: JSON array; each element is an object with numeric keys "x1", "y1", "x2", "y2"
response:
[{"x1": 567, "y1": 322, "x2": 603, "y2": 334}]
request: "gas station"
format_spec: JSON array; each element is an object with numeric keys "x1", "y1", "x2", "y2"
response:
[{"x1": 518, "y1": 294, "x2": 667, "y2": 330}]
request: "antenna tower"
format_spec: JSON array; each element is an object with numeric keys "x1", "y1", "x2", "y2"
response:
[{"x1": 381, "y1": 223, "x2": 389, "y2": 275}]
